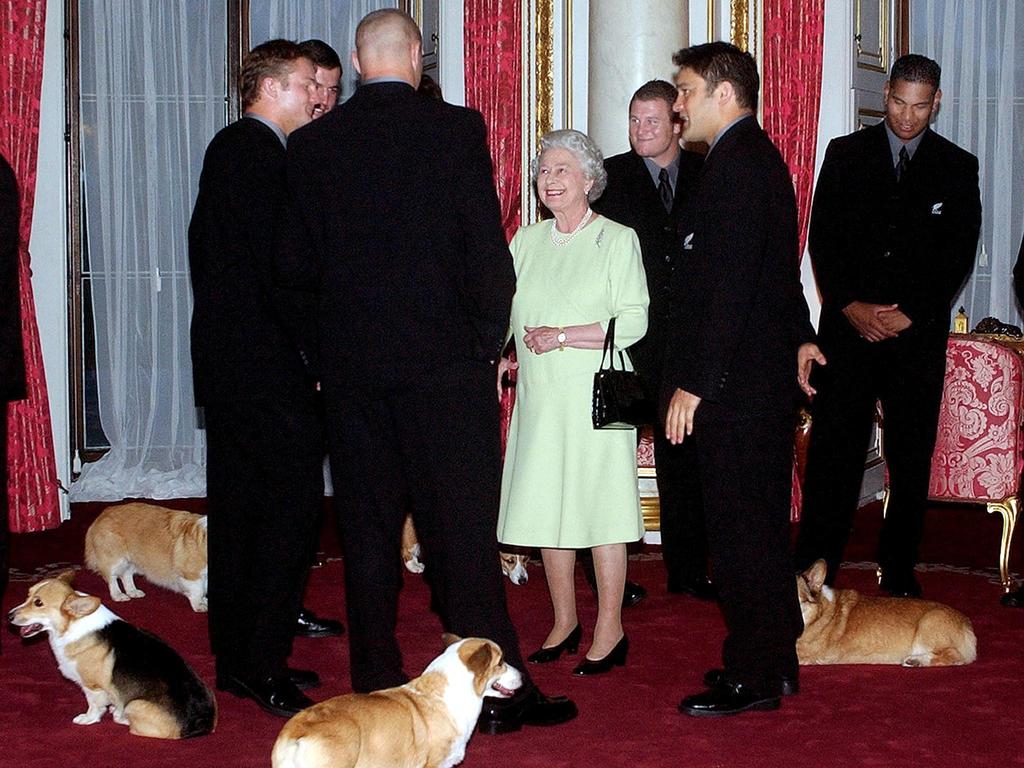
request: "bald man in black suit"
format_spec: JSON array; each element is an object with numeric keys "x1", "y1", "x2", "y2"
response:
[{"x1": 281, "y1": 9, "x2": 576, "y2": 735}]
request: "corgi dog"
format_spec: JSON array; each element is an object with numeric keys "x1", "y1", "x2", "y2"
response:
[
  {"x1": 796, "y1": 560, "x2": 977, "y2": 667},
  {"x1": 7, "y1": 571, "x2": 217, "y2": 739},
  {"x1": 85, "y1": 502, "x2": 208, "y2": 612},
  {"x1": 271, "y1": 635, "x2": 521, "y2": 768},
  {"x1": 400, "y1": 514, "x2": 530, "y2": 585}
]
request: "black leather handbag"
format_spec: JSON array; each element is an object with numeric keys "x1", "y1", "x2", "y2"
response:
[{"x1": 592, "y1": 317, "x2": 654, "y2": 429}]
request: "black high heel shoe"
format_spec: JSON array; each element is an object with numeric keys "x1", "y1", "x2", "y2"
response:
[
  {"x1": 571, "y1": 635, "x2": 628, "y2": 676},
  {"x1": 527, "y1": 624, "x2": 582, "y2": 664}
]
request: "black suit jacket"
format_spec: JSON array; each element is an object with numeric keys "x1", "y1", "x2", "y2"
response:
[
  {"x1": 1012, "y1": 231, "x2": 1024, "y2": 313},
  {"x1": 281, "y1": 82, "x2": 515, "y2": 396},
  {"x1": 664, "y1": 116, "x2": 814, "y2": 416},
  {"x1": 809, "y1": 122, "x2": 981, "y2": 341},
  {"x1": 0, "y1": 153, "x2": 24, "y2": 403},
  {"x1": 593, "y1": 148, "x2": 703, "y2": 387},
  {"x1": 188, "y1": 118, "x2": 312, "y2": 406}
]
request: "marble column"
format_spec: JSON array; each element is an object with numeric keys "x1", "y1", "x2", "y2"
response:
[{"x1": 587, "y1": 1, "x2": 688, "y2": 158}]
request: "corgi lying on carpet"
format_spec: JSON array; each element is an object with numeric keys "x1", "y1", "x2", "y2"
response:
[
  {"x1": 85, "y1": 502, "x2": 208, "y2": 612},
  {"x1": 7, "y1": 571, "x2": 217, "y2": 738},
  {"x1": 400, "y1": 514, "x2": 530, "y2": 585},
  {"x1": 271, "y1": 635, "x2": 521, "y2": 768},
  {"x1": 796, "y1": 560, "x2": 977, "y2": 666}
]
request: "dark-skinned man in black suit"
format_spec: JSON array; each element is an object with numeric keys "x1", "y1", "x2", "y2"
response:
[
  {"x1": 793, "y1": 54, "x2": 982, "y2": 599},
  {"x1": 665, "y1": 42, "x2": 819, "y2": 717},
  {"x1": 592, "y1": 79, "x2": 713, "y2": 603},
  {"x1": 281, "y1": 9, "x2": 576, "y2": 735},
  {"x1": 189, "y1": 39, "x2": 325, "y2": 718},
  {"x1": 0, "y1": 151, "x2": 25, "y2": 651}
]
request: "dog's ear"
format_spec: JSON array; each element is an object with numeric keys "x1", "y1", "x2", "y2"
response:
[
  {"x1": 803, "y1": 560, "x2": 828, "y2": 593},
  {"x1": 55, "y1": 569, "x2": 76, "y2": 586},
  {"x1": 442, "y1": 632, "x2": 462, "y2": 648},
  {"x1": 62, "y1": 593, "x2": 102, "y2": 618},
  {"x1": 465, "y1": 642, "x2": 496, "y2": 677}
]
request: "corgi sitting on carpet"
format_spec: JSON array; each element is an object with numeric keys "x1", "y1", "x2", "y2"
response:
[
  {"x1": 796, "y1": 560, "x2": 977, "y2": 666},
  {"x1": 7, "y1": 571, "x2": 217, "y2": 738},
  {"x1": 271, "y1": 635, "x2": 521, "y2": 768},
  {"x1": 85, "y1": 502, "x2": 208, "y2": 612},
  {"x1": 400, "y1": 514, "x2": 530, "y2": 585}
]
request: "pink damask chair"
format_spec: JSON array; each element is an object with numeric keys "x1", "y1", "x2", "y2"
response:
[{"x1": 884, "y1": 335, "x2": 1024, "y2": 590}]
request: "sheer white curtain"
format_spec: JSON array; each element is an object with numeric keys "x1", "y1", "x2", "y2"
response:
[
  {"x1": 912, "y1": 1, "x2": 1024, "y2": 327},
  {"x1": 249, "y1": 0, "x2": 397, "y2": 102},
  {"x1": 71, "y1": 1, "x2": 226, "y2": 501}
]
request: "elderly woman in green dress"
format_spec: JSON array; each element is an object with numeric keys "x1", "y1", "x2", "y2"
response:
[{"x1": 497, "y1": 129, "x2": 649, "y2": 675}]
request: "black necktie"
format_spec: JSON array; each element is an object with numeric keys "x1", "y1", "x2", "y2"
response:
[
  {"x1": 896, "y1": 145, "x2": 910, "y2": 183},
  {"x1": 658, "y1": 167, "x2": 673, "y2": 213}
]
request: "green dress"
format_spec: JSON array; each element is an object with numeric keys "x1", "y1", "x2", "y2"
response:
[{"x1": 497, "y1": 215, "x2": 649, "y2": 548}]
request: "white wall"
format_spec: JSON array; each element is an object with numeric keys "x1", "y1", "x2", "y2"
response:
[{"x1": 28, "y1": 0, "x2": 70, "y2": 520}]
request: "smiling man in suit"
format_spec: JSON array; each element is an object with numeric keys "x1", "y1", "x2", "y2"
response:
[
  {"x1": 281, "y1": 9, "x2": 576, "y2": 735},
  {"x1": 664, "y1": 42, "x2": 819, "y2": 717},
  {"x1": 592, "y1": 80, "x2": 713, "y2": 603},
  {"x1": 793, "y1": 54, "x2": 982, "y2": 599}
]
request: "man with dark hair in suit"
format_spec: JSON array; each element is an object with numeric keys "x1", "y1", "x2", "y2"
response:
[
  {"x1": 592, "y1": 79, "x2": 712, "y2": 603},
  {"x1": 0, "y1": 151, "x2": 25, "y2": 652},
  {"x1": 299, "y1": 39, "x2": 342, "y2": 118},
  {"x1": 1000, "y1": 231, "x2": 1024, "y2": 608},
  {"x1": 665, "y1": 41, "x2": 819, "y2": 717},
  {"x1": 282, "y1": 9, "x2": 577, "y2": 734},
  {"x1": 189, "y1": 39, "x2": 324, "y2": 718},
  {"x1": 793, "y1": 54, "x2": 982, "y2": 599}
]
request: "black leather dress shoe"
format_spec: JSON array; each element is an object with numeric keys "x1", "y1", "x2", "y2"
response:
[
  {"x1": 1001, "y1": 585, "x2": 1024, "y2": 607},
  {"x1": 527, "y1": 624, "x2": 582, "y2": 664},
  {"x1": 477, "y1": 686, "x2": 578, "y2": 735},
  {"x1": 286, "y1": 667, "x2": 320, "y2": 690},
  {"x1": 703, "y1": 668, "x2": 798, "y2": 696},
  {"x1": 572, "y1": 635, "x2": 628, "y2": 676},
  {"x1": 679, "y1": 682, "x2": 781, "y2": 717},
  {"x1": 667, "y1": 575, "x2": 717, "y2": 601},
  {"x1": 295, "y1": 608, "x2": 345, "y2": 638},
  {"x1": 879, "y1": 572, "x2": 923, "y2": 598},
  {"x1": 216, "y1": 673, "x2": 314, "y2": 718},
  {"x1": 622, "y1": 580, "x2": 647, "y2": 608}
]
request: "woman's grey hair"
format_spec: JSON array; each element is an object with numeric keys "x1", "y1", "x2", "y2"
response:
[{"x1": 530, "y1": 129, "x2": 608, "y2": 202}]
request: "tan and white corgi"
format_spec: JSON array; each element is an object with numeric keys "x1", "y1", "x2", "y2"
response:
[
  {"x1": 271, "y1": 635, "x2": 521, "y2": 768},
  {"x1": 85, "y1": 502, "x2": 208, "y2": 612},
  {"x1": 400, "y1": 513, "x2": 530, "y2": 585},
  {"x1": 7, "y1": 571, "x2": 217, "y2": 738},
  {"x1": 796, "y1": 560, "x2": 977, "y2": 666}
]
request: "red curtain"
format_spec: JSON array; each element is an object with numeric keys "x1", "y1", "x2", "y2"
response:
[
  {"x1": 762, "y1": 0, "x2": 825, "y2": 522},
  {"x1": 762, "y1": 0, "x2": 826, "y2": 260},
  {"x1": 1, "y1": 0, "x2": 61, "y2": 532},
  {"x1": 464, "y1": 0, "x2": 522, "y2": 242}
]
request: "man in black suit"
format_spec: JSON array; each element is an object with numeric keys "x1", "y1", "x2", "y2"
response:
[
  {"x1": 189, "y1": 39, "x2": 324, "y2": 717},
  {"x1": 793, "y1": 54, "x2": 982, "y2": 599},
  {"x1": 665, "y1": 42, "x2": 818, "y2": 717},
  {"x1": 281, "y1": 9, "x2": 576, "y2": 734},
  {"x1": 0, "y1": 152, "x2": 25, "y2": 651},
  {"x1": 592, "y1": 79, "x2": 713, "y2": 602}
]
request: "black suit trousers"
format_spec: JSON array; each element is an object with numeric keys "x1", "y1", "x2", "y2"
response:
[
  {"x1": 325, "y1": 365, "x2": 529, "y2": 693},
  {"x1": 204, "y1": 392, "x2": 323, "y2": 679},
  {"x1": 0, "y1": 413, "x2": 7, "y2": 653},
  {"x1": 794, "y1": 322, "x2": 948, "y2": 582},
  {"x1": 652, "y1": 421, "x2": 709, "y2": 582},
  {"x1": 692, "y1": 407, "x2": 801, "y2": 689}
]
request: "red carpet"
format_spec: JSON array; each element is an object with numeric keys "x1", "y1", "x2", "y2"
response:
[{"x1": 2, "y1": 502, "x2": 1022, "y2": 768}]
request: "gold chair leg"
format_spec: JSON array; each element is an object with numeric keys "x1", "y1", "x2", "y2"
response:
[{"x1": 986, "y1": 497, "x2": 1019, "y2": 591}]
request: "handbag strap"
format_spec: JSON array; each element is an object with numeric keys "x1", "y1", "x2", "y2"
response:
[{"x1": 599, "y1": 317, "x2": 627, "y2": 371}]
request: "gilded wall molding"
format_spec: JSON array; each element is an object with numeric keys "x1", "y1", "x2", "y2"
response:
[
  {"x1": 730, "y1": 0, "x2": 749, "y2": 50},
  {"x1": 536, "y1": 0, "x2": 554, "y2": 144}
]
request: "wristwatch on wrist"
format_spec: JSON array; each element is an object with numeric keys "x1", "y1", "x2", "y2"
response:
[{"x1": 557, "y1": 328, "x2": 567, "y2": 351}]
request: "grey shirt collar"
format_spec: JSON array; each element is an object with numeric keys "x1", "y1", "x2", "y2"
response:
[
  {"x1": 642, "y1": 152, "x2": 680, "y2": 194},
  {"x1": 707, "y1": 113, "x2": 754, "y2": 157},
  {"x1": 243, "y1": 112, "x2": 287, "y2": 148},
  {"x1": 884, "y1": 121, "x2": 926, "y2": 165},
  {"x1": 360, "y1": 76, "x2": 414, "y2": 86}
]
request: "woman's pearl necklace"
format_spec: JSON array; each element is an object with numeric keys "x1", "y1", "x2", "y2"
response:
[{"x1": 549, "y1": 207, "x2": 593, "y2": 246}]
